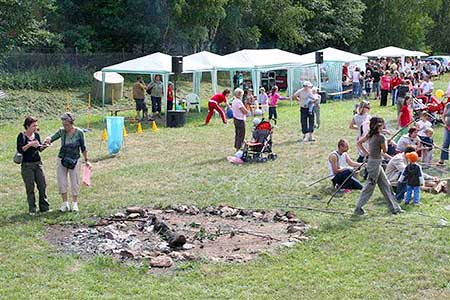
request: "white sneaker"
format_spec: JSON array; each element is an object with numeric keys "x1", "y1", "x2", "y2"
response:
[
  {"x1": 72, "y1": 202, "x2": 79, "y2": 212},
  {"x1": 60, "y1": 202, "x2": 70, "y2": 212}
]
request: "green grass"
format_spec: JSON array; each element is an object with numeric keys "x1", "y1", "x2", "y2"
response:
[{"x1": 0, "y1": 76, "x2": 449, "y2": 299}]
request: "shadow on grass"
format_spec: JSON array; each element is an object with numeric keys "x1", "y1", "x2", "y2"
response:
[
  {"x1": 190, "y1": 156, "x2": 228, "y2": 167},
  {"x1": 0, "y1": 210, "x2": 70, "y2": 227}
]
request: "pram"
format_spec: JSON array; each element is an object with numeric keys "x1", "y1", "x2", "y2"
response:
[
  {"x1": 242, "y1": 119, "x2": 277, "y2": 162},
  {"x1": 412, "y1": 95, "x2": 448, "y2": 124}
]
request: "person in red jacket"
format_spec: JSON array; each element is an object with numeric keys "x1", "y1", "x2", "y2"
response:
[
  {"x1": 205, "y1": 89, "x2": 231, "y2": 125},
  {"x1": 380, "y1": 70, "x2": 391, "y2": 106},
  {"x1": 390, "y1": 71, "x2": 401, "y2": 106}
]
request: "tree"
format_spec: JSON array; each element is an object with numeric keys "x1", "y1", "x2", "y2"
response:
[{"x1": 0, "y1": 0, "x2": 62, "y2": 56}]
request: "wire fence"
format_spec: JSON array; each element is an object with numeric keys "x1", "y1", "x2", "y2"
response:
[{"x1": 1, "y1": 49, "x2": 144, "y2": 73}]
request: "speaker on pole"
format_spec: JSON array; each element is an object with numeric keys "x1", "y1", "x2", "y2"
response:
[
  {"x1": 172, "y1": 56, "x2": 183, "y2": 74},
  {"x1": 315, "y1": 51, "x2": 323, "y2": 64}
]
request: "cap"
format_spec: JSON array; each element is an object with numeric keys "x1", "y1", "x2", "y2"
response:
[
  {"x1": 405, "y1": 152, "x2": 419, "y2": 163},
  {"x1": 61, "y1": 112, "x2": 75, "y2": 122},
  {"x1": 303, "y1": 81, "x2": 313, "y2": 87}
]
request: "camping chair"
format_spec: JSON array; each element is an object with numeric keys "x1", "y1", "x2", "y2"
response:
[{"x1": 184, "y1": 93, "x2": 201, "y2": 112}]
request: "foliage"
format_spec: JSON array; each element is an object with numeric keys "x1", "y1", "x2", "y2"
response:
[
  {"x1": 0, "y1": 65, "x2": 92, "y2": 90},
  {"x1": 0, "y1": 0, "x2": 62, "y2": 55}
]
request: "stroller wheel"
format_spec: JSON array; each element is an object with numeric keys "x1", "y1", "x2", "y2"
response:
[{"x1": 268, "y1": 153, "x2": 278, "y2": 161}]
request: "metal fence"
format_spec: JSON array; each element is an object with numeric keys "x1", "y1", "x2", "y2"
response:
[{"x1": 1, "y1": 49, "x2": 144, "y2": 73}]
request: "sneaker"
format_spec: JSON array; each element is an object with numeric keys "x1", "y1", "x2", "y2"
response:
[
  {"x1": 29, "y1": 212, "x2": 36, "y2": 216},
  {"x1": 413, "y1": 202, "x2": 421, "y2": 206},
  {"x1": 392, "y1": 209, "x2": 405, "y2": 214},
  {"x1": 342, "y1": 189, "x2": 352, "y2": 193},
  {"x1": 60, "y1": 202, "x2": 70, "y2": 212},
  {"x1": 308, "y1": 137, "x2": 316, "y2": 142},
  {"x1": 72, "y1": 202, "x2": 79, "y2": 212},
  {"x1": 354, "y1": 207, "x2": 365, "y2": 216}
]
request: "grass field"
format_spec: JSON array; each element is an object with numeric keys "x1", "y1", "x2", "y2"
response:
[{"x1": 0, "y1": 76, "x2": 449, "y2": 299}]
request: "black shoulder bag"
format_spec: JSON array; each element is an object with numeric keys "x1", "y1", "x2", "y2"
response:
[{"x1": 61, "y1": 133, "x2": 78, "y2": 169}]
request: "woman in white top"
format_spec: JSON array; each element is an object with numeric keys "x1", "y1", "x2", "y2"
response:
[{"x1": 349, "y1": 101, "x2": 371, "y2": 161}]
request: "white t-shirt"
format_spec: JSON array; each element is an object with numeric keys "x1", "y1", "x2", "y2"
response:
[
  {"x1": 420, "y1": 81, "x2": 434, "y2": 94},
  {"x1": 327, "y1": 151, "x2": 351, "y2": 177},
  {"x1": 352, "y1": 71, "x2": 360, "y2": 83},
  {"x1": 416, "y1": 120, "x2": 432, "y2": 136}
]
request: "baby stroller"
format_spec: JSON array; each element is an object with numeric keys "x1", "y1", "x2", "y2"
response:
[
  {"x1": 413, "y1": 95, "x2": 447, "y2": 124},
  {"x1": 242, "y1": 119, "x2": 277, "y2": 162}
]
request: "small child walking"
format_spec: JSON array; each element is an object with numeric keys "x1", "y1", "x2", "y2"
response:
[
  {"x1": 419, "y1": 128, "x2": 434, "y2": 167},
  {"x1": 398, "y1": 152, "x2": 424, "y2": 205},
  {"x1": 268, "y1": 86, "x2": 280, "y2": 126},
  {"x1": 311, "y1": 87, "x2": 321, "y2": 128}
]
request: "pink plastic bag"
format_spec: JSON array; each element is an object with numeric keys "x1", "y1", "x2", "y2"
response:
[{"x1": 82, "y1": 165, "x2": 92, "y2": 186}]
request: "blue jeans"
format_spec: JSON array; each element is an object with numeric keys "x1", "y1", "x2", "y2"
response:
[
  {"x1": 151, "y1": 96, "x2": 161, "y2": 113},
  {"x1": 396, "y1": 180, "x2": 407, "y2": 201},
  {"x1": 332, "y1": 169, "x2": 363, "y2": 190},
  {"x1": 440, "y1": 126, "x2": 450, "y2": 161},
  {"x1": 391, "y1": 88, "x2": 398, "y2": 106},
  {"x1": 373, "y1": 82, "x2": 380, "y2": 97},
  {"x1": 352, "y1": 82, "x2": 360, "y2": 98},
  {"x1": 405, "y1": 185, "x2": 420, "y2": 204},
  {"x1": 300, "y1": 107, "x2": 314, "y2": 135}
]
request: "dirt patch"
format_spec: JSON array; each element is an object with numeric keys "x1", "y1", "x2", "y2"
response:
[{"x1": 46, "y1": 205, "x2": 310, "y2": 270}]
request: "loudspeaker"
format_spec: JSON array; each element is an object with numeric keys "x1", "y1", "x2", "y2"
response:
[
  {"x1": 315, "y1": 51, "x2": 323, "y2": 64},
  {"x1": 172, "y1": 56, "x2": 183, "y2": 74}
]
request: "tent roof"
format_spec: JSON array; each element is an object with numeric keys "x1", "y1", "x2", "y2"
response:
[
  {"x1": 101, "y1": 52, "x2": 209, "y2": 74},
  {"x1": 298, "y1": 47, "x2": 367, "y2": 64},
  {"x1": 183, "y1": 51, "x2": 236, "y2": 71},
  {"x1": 223, "y1": 49, "x2": 308, "y2": 70},
  {"x1": 362, "y1": 46, "x2": 428, "y2": 58}
]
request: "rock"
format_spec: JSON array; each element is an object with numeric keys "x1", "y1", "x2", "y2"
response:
[
  {"x1": 220, "y1": 206, "x2": 237, "y2": 217},
  {"x1": 287, "y1": 225, "x2": 305, "y2": 234},
  {"x1": 114, "y1": 212, "x2": 126, "y2": 218},
  {"x1": 181, "y1": 252, "x2": 196, "y2": 261},
  {"x1": 175, "y1": 205, "x2": 188, "y2": 213},
  {"x1": 262, "y1": 216, "x2": 270, "y2": 222},
  {"x1": 186, "y1": 206, "x2": 200, "y2": 215},
  {"x1": 285, "y1": 211, "x2": 296, "y2": 219},
  {"x1": 150, "y1": 255, "x2": 173, "y2": 268},
  {"x1": 281, "y1": 242, "x2": 296, "y2": 248},
  {"x1": 126, "y1": 206, "x2": 145, "y2": 216},
  {"x1": 182, "y1": 243, "x2": 195, "y2": 250},
  {"x1": 280, "y1": 216, "x2": 289, "y2": 222},
  {"x1": 164, "y1": 209, "x2": 175, "y2": 213},
  {"x1": 287, "y1": 218, "x2": 300, "y2": 224},
  {"x1": 128, "y1": 239, "x2": 142, "y2": 251},
  {"x1": 205, "y1": 206, "x2": 217, "y2": 215},
  {"x1": 252, "y1": 212, "x2": 264, "y2": 219},
  {"x1": 101, "y1": 240, "x2": 120, "y2": 251},
  {"x1": 239, "y1": 209, "x2": 252, "y2": 216},
  {"x1": 168, "y1": 234, "x2": 187, "y2": 248},
  {"x1": 127, "y1": 213, "x2": 141, "y2": 219},
  {"x1": 119, "y1": 249, "x2": 136, "y2": 259},
  {"x1": 168, "y1": 251, "x2": 185, "y2": 261},
  {"x1": 157, "y1": 242, "x2": 171, "y2": 253}
]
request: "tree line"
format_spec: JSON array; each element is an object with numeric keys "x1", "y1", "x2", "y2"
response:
[{"x1": 1, "y1": 0, "x2": 449, "y2": 57}]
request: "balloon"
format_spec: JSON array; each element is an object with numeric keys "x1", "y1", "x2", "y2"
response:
[{"x1": 436, "y1": 89, "x2": 444, "y2": 98}]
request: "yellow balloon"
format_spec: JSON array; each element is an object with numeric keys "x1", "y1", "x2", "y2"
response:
[{"x1": 436, "y1": 89, "x2": 444, "y2": 98}]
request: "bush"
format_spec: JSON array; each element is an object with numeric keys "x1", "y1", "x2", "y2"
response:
[{"x1": 0, "y1": 65, "x2": 93, "y2": 90}]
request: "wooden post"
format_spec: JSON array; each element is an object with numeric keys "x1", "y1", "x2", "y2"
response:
[
  {"x1": 87, "y1": 93, "x2": 91, "y2": 129},
  {"x1": 66, "y1": 93, "x2": 71, "y2": 112}
]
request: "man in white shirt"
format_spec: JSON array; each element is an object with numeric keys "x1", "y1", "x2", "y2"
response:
[{"x1": 328, "y1": 139, "x2": 363, "y2": 190}]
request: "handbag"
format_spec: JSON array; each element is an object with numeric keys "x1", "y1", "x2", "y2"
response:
[
  {"x1": 13, "y1": 133, "x2": 26, "y2": 164},
  {"x1": 61, "y1": 133, "x2": 78, "y2": 169},
  {"x1": 146, "y1": 84, "x2": 154, "y2": 95}
]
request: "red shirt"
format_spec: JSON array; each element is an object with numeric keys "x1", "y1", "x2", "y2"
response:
[
  {"x1": 210, "y1": 93, "x2": 227, "y2": 104},
  {"x1": 167, "y1": 85, "x2": 173, "y2": 102},
  {"x1": 399, "y1": 105, "x2": 411, "y2": 127},
  {"x1": 381, "y1": 75, "x2": 391, "y2": 91},
  {"x1": 391, "y1": 77, "x2": 401, "y2": 89}
]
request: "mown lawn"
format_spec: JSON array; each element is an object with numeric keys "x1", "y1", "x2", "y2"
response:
[{"x1": 0, "y1": 77, "x2": 449, "y2": 299}]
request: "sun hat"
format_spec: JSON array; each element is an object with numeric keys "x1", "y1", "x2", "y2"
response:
[{"x1": 303, "y1": 81, "x2": 313, "y2": 87}]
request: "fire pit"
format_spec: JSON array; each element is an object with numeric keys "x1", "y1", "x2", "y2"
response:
[{"x1": 47, "y1": 205, "x2": 310, "y2": 270}]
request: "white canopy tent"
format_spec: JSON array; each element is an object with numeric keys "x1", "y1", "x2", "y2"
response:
[
  {"x1": 183, "y1": 51, "x2": 236, "y2": 96},
  {"x1": 293, "y1": 47, "x2": 368, "y2": 94},
  {"x1": 222, "y1": 49, "x2": 309, "y2": 101},
  {"x1": 101, "y1": 52, "x2": 209, "y2": 125},
  {"x1": 362, "y1": 46, "x2": 428, "y2": 58}
]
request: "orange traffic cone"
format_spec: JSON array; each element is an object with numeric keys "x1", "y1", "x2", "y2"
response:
[
  {"x1": 151, "y1": 120, "x2": 158, "y2": 132},
  {"x1": 137, "y1": 122, "x2": 143, "y2": 134}
]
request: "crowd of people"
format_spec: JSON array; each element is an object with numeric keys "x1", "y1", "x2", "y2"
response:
[{"x1": 16, "y1": 63, "x2": 449, "y2": 217}]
